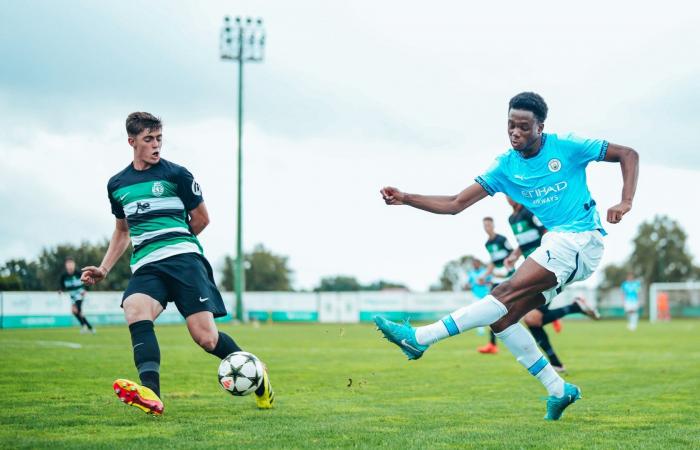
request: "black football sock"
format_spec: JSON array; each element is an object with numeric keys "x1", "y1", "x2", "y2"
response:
[
  {"x1": 489, "y1": 330, "x2": 497, "y2": 345},
  {"x1": 129, "y1": 320, "x2": 161, "y2": 397},
  {"x1": 207, "y1": 332, "x2": 242, "y2": 360},
  {"x1": 82, "y1": 316, "x2": 93, "y2": 330},
  {"x1": 529, "y1": 326, "x2": 564, "y2": 367},
  {"x1": 541, "y1": 303, "x2": 582, "y2": 326},
  {"x1": 73, "y1": 312, "x2": 86, "y2": 326}
]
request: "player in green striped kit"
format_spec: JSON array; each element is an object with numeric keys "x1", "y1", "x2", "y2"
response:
[
  {"x1": 59, "y1": 257, "x2": 94, "y2": 333},
  {"x1": 505, "y1": 197, "x2": 600, "y2": 372},
  {"x1": 478, "y1": 217, "x2": 515, "y2": 354},
  {"x1": 81, "y1": 112, "x2": 274, "y2": 415}
]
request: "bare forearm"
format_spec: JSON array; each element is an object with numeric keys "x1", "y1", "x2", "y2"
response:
[
  {"x1": 403, "y1": 193, "x2": 463, "y2": 214},
  {"x1": 189, "y1": 217, "x2": 208, "y2": 236},
  {"x1": 619, "y1": 149, "x2": 639, "y2": 204},
  {"x1": 100, "y1": 230, "x2": 131, "y2": 272}
]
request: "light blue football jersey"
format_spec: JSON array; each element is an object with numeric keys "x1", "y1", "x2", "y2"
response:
[
  {"x1": 621, "y1": 280, "x2": 641, "y2": 301},
  {"x1": 467, "y1": 267, "x2": 491, "y2": 299},
  {"x1": 476, "y1": 133, "x2": 608, "y2": 234}
]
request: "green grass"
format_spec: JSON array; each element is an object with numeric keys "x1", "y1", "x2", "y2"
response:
[{"x1": 1, "y1": 320, "x2": 698, "y2": 449}]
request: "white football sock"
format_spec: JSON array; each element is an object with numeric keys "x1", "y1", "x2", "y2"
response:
[
  {"x1": 414, "y1": 295, "x2": 508, "y2": 345},
  {"x1": 495, "y1": 323, "x2": 565, "y2": 397},
  {"x1": 628, "y1": 312, "x2": 639, "y2": 331}
]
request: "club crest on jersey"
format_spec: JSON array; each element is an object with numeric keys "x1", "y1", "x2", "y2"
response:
[
  {"x1": 548, "y1": 159, "x2": 562, "y2": 172},
  {"x1": 152, "y1": 181, "x2": 165, "y2": 197}
]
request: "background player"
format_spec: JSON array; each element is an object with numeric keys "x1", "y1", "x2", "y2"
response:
[
  {"x1": 59, "y1": 256, "x2": 95, "y2": 334},
  {"x1": 464, "y1": 258, "x2": 493, "y2": 348},
  {"x1": 81, "y1": 112, "x2": 274, "y2": 415},
  {"x1": 505, "y1": 198, "x2": 599, "y2": 372},
  {"x1": 621, "y1": 273, "x2": 642, "y2": 330},
  {"x1": 375, "y1": 91, "x2": 639, "y2": 420},
  {"x1": 479, "y1": 217, "x2": 514, "y2": 354}
]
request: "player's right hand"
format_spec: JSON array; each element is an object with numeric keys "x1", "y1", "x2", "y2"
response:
[
  {"x1": 81, "y1": 266, "x2": 108, "y2": 286},
  {"x1": 380, "y1": 186, "x2": 405, "y2": 205}
]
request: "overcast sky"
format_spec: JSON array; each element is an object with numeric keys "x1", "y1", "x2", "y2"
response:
[{"x1": 1, "y1": 0, "x2": 699, "y2": 290}]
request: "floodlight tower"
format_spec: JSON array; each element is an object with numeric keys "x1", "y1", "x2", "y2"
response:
[{"x1": 220, "y1": 16, "x2": 266, "y2": 321}]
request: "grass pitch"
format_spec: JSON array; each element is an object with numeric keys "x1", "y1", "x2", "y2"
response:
[{"x1": 1, "y1": 320, "x2": 698, "y2": 449}]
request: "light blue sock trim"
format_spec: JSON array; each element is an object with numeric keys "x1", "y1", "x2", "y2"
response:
[
  {"x1": 441, "y1": 315, "x2": 460, "y2": 336},
  {"x1": 527, "y1": 356, "x2": 549, "y2": 376}
]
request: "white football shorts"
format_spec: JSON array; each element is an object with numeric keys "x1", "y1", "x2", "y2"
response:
[{"x1": 529, "y1": 230, "x2": 605, "y2": 304}]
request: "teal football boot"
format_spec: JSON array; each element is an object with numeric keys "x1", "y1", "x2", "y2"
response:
[
  {"x1": 544, "y1": 383, "x2": 582, "y2": 420},
  {"x1": 373, "y1": 315, "x2": 429, "y2": 360}
]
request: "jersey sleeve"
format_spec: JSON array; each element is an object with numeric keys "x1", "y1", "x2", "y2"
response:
[
  {"x1": 175, "y1": 166, "x2": 204, "y2": 211},
  {"x1": 107, "y1": 183, "x2": 125, "y2": 219},
  {"x1": 504, "y1": 238, "x2": 513, "y2": 252},
  {"x1": 562, "y1": 133, "x2": 609, "y2": 165},
  {"x1": 475, "y1": 155, "x2": 506, "y2": 196}
]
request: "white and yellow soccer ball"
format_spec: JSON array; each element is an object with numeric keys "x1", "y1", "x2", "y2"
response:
[{"x1": 218, "y1": 351, "x2": 264, "y2": 396}]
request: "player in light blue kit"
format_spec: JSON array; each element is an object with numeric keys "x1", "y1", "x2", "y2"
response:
[
  {"x1": 375, "y1": 92, "x2": 639, "y2": 420},
  {"x1": 464, "y1": 258, "x2": 492, "y2": 343},
  {"x1": 621, "y1": 273, "x2": 642, "y2": 331}
]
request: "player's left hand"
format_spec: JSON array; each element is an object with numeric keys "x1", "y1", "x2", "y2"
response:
[{"x1": 606, "y1": 200, "x2": 632, "y2": 224}]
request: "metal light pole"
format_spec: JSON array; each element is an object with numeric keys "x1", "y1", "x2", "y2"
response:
[{"x1": 220, "y1": 16, "x2": 265, "y2": 321}]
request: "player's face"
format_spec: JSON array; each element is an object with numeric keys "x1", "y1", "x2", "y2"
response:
[
  {"x1": 129, "y1": 128, "x2": 163, "y2": 166},
  {"x1": 483, "y1": 220, "x2": 494, "y2": 234},
  {"x1": 65, "y1": 260, "x2": 75, "y2": 273},
  {"x1": 507, "y1": 109, "x2": 544, "y2": 152}
]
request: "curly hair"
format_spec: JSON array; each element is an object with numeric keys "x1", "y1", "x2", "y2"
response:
[{"x1": 508, "y1": 92, "x2": 548, "y2": 123}]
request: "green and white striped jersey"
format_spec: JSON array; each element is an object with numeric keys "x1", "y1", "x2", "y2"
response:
[{"x1": 107, "y1": 159, "x2": 204, "y2": 273}]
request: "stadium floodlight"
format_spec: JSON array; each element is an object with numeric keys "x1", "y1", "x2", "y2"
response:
[{"x1": 220, "y1": 16, "x2": 266, "y2": 322}]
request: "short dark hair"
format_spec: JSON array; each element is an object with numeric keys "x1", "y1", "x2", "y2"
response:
[
  {"x1": 64, "y1": 256, "x2": 75, "y2": 262},
  {"x1": 508, "y1": 92, "x2": 548, "y2": 123},
  {"x1": 126, "y1": 112, "x2": 162, "y2": 137},
  {"x1": 482, "y1": 217, "x2": 494, "y2": 222}
]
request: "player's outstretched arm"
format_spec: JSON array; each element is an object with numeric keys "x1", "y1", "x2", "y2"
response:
[
  {"x1": 380, "y1": 182, "x2": 488, "y2": 215},
  {"x1": 603, "y1": 143, "x2": 639, "y2": 224},
  {"x1": 81, "y1": 219, "x2": 130, "y2": 286}
]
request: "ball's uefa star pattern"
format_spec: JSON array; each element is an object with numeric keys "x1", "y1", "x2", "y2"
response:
[{"x1": 218, "y1": 351, "x2": 264, "y2": 396}]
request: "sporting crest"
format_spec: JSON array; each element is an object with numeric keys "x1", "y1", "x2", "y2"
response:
[{"x1": 152, "y1": 181, "x2": 165, "y2": 197}]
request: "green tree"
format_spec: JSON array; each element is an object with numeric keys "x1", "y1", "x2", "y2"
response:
[
  {"x1": 314, "y1": 276, "x2": 362, "y2": 292},
  {"x1": 363, "y1": 280, "x2": 408, "y2": 291},
  {"x1": 0, "y1": 241, "x2": 132, "y2": 291},
  {"x1": 431, "y1": 255, "x2": 474, "y2": 291},
  {"x1": 0, "y1": 259, "x2": 41, "y2": 290},
  {"x1": 221, "y1": 244, "x2": 293, "y2": 291},
  {"x1": 630, "y1": 215, "x2": 695, "y2": 288},
  {"x1": 598, "y1": 262, "x2": 631, "y2": 292}
]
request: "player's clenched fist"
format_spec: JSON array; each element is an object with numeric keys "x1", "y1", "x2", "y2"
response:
[
  {"x1": 380, "y1": 186, "x2": 406, "y2": 205},
  {"x1": 606, "y1": 200, "x2": 632, "y2": 224},
  {"x1": 81, "y1": 266, "x2": 108, "y2": 286}
]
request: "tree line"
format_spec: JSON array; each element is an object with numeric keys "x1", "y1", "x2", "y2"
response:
[
  {"x1": 2, "y1": 216, "x2": 697, "y2": 293},
  {"x1": 0, "y1": 242, "x2": 406, "y2": 293}
]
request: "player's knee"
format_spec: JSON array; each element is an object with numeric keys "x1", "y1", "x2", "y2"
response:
[
  {"x1": 193, "y1": 331, "x2": 218, "y2": 351},
  {"x1": 523, "y1": 313, "x2": 542, "y2": 327}
]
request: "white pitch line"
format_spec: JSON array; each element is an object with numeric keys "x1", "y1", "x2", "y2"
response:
[{"x1": 35, "y1": 340, "x2": 83, "y2": 349}]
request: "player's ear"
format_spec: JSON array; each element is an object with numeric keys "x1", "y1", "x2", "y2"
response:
[
  {"x1": 537, "y1": 121, "x2": 545, "y2": 134},
  {"x1": 127, "y1": 136, "x2": 135, "y2": 148}
]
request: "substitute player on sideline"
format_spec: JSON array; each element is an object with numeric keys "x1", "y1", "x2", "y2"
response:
[
  {"x1": 375, "y1": 92, "x2": 638, "y2": 420},
  {"x1": 59, "y1": 256, "x2": 95, "y2": 334},
  {"x1": 81, "y1": 112, "x2": 274, "y2": 415}
]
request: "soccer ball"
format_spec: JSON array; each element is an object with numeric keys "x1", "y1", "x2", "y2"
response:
[{"x1": 218, "y1": 351, "x2": 264, "y2": 396}]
